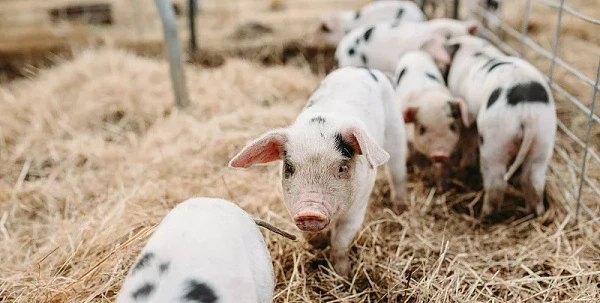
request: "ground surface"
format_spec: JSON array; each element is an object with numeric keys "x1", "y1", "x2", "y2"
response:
[{"x1": 0, "y1": 0, "x2": 599, "y2": 302}]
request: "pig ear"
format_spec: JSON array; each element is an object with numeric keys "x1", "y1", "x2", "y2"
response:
[
  {"x1": 421, "y1": 35, "x2": 451, "y2": 66},
  {"x1": 403, "y1": 106, "x2": 419, "y2": 124},
  {"x1": 449, "y1": 98, "x2": 473, "y2": 127},
  {"x1": 465, "y1": 20, "x2": 478, "y2": 35},
  {"x1": 342, "y1": 126, "x2": 389, "y2": 169},
  {"x1": 229, "y1": 130, "x2": 287, "y2": 168}
]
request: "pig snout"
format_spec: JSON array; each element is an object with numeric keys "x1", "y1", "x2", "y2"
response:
[
  {"x1": 431, "y1": 153, "x2": 450, "y2": 163},
  {"x1": 292, "y1": 193, "x2": 332, "y2": 232},
  {"x1": 294, "y1": 209, "x2": 330, "y2": 232}
]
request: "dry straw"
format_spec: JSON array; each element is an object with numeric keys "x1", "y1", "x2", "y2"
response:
[{"x1": 0, "y1": 47, "x2": 598, "y2": 303}]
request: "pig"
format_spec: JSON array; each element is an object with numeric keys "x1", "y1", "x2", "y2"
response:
[
  {"x1": 308, "y1": 0, "x2": 426, "y2": 48},
  {"x1": 467, "y1": 0, "x2": 503, "y2": 30},
  {"x1": 229, "y1": 66, "x2": 407, "y2": 276},
  {"x1": 116, "y1": 198, "x2": 286, "y2": 303},
  {"x1": 444, "y1": 35, "x2": 556, "y2": 217},
  {"x1": 334, "y1": 18, "x2": 478, "y2": 75},
  {"x1": 393, "y1": 47, "x2": 472, "y2": 191}
]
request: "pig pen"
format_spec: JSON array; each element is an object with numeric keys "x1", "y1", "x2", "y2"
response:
[{"x1": 1, "y1": 2, "x2": 600, "y2": 303}]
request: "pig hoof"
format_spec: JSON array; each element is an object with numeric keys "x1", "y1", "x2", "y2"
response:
[{"x1": 333, "y1": 257, "x2": 350, "y2": 276}]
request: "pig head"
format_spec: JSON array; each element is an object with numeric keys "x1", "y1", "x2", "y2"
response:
[{"x1": 229, "y1": 120, "x2": 388, "y2": 233}]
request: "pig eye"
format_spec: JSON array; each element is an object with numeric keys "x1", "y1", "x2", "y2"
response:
[
  {"x1": 320, "y1": 23, "x2": 331, "y2": 33},
  {"x1": 337, "y1": 161, "x2": 350, "y2": 179},
  {"x1": 449, "y1": 123, "x2": 457, "y2": 132},
  {"x1": 284, "y1": 161, "x2": 295, "y2": 178},
  {"x1": 419, "y1": 125, "x2": 427, "y2": 135}
]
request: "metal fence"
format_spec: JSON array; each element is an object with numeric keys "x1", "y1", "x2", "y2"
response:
[{"x1": 469, "y1": 0, "x2": 600, "y2": 224}]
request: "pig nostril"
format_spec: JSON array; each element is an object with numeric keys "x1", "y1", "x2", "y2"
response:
[{"x1": 431, "y1": 155, "x2": 449, "y2": 163}]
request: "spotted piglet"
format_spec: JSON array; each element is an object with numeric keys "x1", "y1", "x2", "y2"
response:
[
  {"x1": 116, "y1": 198, "x2": 275, "y2": 303},
  {"x1": 335, "y1": 18, "x2": 477, "y2": 75},
  {"x1": 308, "y1": 0, "x2": 426, "y2": 48},
  {"x1": 394, "y1": 46, "x2": 472, "y2": 191},
  {"x1": 445, "y1": 36, "x2": 556, "y2": 217},
  {"x1": 229, "y1": 67, "x2": 407, "y2": 276}
]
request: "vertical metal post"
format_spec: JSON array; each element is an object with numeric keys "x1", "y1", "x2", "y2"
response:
[
  {"x1": 575, "y1": 59, "x2": 600, "y2": 224},
  {"x1": 188, "y1": 0, "x2": 198, "y2": 53},
  {"x1": 453, "y1": 0, "x2": 460, "y2": 20},
  {"x1": 548, "y1": 0, "x2": 565, "y2": 84},
  {"x1": 519, "y1": 0, "x2": 532, "y2": 55},
  {"x1": 155, "y1": 0, "x2": 190, "y2": 109}
]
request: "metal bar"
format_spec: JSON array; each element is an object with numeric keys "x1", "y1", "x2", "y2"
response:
[
  {"x1": 519, "y1": 0, "x2": 532, "y2": 56},
  {"x1": 473, "y1": 6, "x2": 600, "y2": 91},
  {"x1": 538, "y1": 0, "x2": 600, "y2": 25},
  {"x1": 155, "y1": 0, "x2": 190, "y2": 109},
  {"x1": 453, "y1": 0, "x2": 459, "y2": 20},
  {"x1": 548, "y1": 0, "x2": 565, "y2": 84},
  {"x1": 188, "y1": 0, "x2": 198, "y2": 53},
  {"x1": 575, "y1": 60, "x2": 600, "y2": 224},
  {"x1": 557, "y1": 120, "x2": 600, "y2": 166}
]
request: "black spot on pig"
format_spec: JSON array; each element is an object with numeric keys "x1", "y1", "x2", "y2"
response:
[
  {"x1": 335, "y1": 133, "x2": 355, "y2": 159},
  {"x1": 132, "y1": 252, "x2": 154, "y2": 274},
  {"x1": 473, "y1": 51, "x2": 484, "y2": 57},
  {"x1": 354, "y1": 11, "x2": 361, "y2": 20},
  {"x1": 507, "y1": 82, "x2": 549, "y2": 106},
  {"x1": 487, "y1": 87, "x2": 502, "y2": 109},
  {"x1": 425, "y1": 72, "x2": 440, "y2": 83},
  {"x1": 487, "y1": 61, "x2": 511, "y2": 72},
  {"x1": 348, "y1": 47, "x2": 355, "y2": 56},
  {"x1": 395, "y1": 8, "x2": 405, "y2": 19},
  {"x1": 396, "y1": 68, "x2": 407, "y2": 86},
  {"x1": 310, "y1": 116, "x2": 326, "y2": 124},
  {"x1": 447, "y1": 101, "x2": 460, "y2": 119},
  {"x1": 183, "y1": 280, "x2": 218, "y2": 303},
  {"x1": 158, "y1": 262, "x2": 170, "y2": 275},
  {"x1": 361, "y1": 54, "x2": 368, "y2": 65},
  {"x1": 132, "y1": 283, "x2": 155, "y2": 300},
  {"x1": 363, "y1": 26, "x2": 374, "y2": 42}
]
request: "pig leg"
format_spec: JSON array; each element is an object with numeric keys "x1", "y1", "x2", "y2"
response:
[
  {"x1": 479, "y1": 141, "x2": 510, "y2": 218},
  {"x1": 384, "y1": 124, "x2": 408, "y2": 210},
  {"x1": 330, "y1": 191, "x2": 370, "y2": 276},
  {"x1": 520, "y1": 153, "x2": 550, "y2": 216}
]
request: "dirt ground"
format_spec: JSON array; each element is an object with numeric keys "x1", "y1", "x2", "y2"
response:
[{"x1": 0, "y1": 0, "x2": 599, "y2": 302}]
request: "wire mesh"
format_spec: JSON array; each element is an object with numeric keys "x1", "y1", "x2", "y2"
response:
[{"x1": 471, "y1": 0, "x2": 600, "y2": 223}]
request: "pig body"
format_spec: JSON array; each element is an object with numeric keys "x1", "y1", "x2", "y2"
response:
[
  {"x1": 446, "y1": 36, "x2": 556, "y2": 217},
  {"x1": 116, "y1": 198, "x2": 274, "y2": 303},
  {"x1": 230, "y1": 67, "x2": 407, "y2": 275},
  {"x1": 335, "y1": 18, "x2": 477, "y2": 75},
  {"x1": 394, "y1": 50, "x2": 472, "y2": 191},
  {"x1": 310, "y1": 1, "x2": 426, "y2": 47}
]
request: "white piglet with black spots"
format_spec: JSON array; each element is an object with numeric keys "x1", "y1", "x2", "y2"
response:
[
  {"x1": 116, "y1": 198, "x2": 274, "y2": 303},
  {"x1": 229, "y1": 67, "x2": 407, "y2": 276},
  {"x1": 307, "y1": 0, "x2": 426, "y2": 47},
  {"x1": 335, "y1": 18, "x2": 477, "y2": 75},
  {"x1": 393, "y1": 48, "x2": 472, "y2": 191},
  {"x1": 445, "y1": 36, "x2": 556, "y2": 218}
]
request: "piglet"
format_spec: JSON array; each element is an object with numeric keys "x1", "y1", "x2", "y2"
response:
[
  {"x1": 116, "y1": 198, "x2": 294, "y2": 303},
  {"x1": 229, "y1": 67, "x2": 407, "y2": 276},
  {"x1": 308, "y1": 0, "x2": 426, "y2": 48},
  {"x1": 444, "y1": 36, "x2": 556, "y2": 217},
  {"x1": 393, "y1": 46, "x2": 472, "y2": 191},
  {"x1": 335, "y1": 18, "x2": 477, "y2": 75}
]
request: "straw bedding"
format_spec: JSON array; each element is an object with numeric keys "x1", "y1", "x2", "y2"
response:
[{"x1": 0, "y1": 46, "x2": 598, "y2": 302}]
